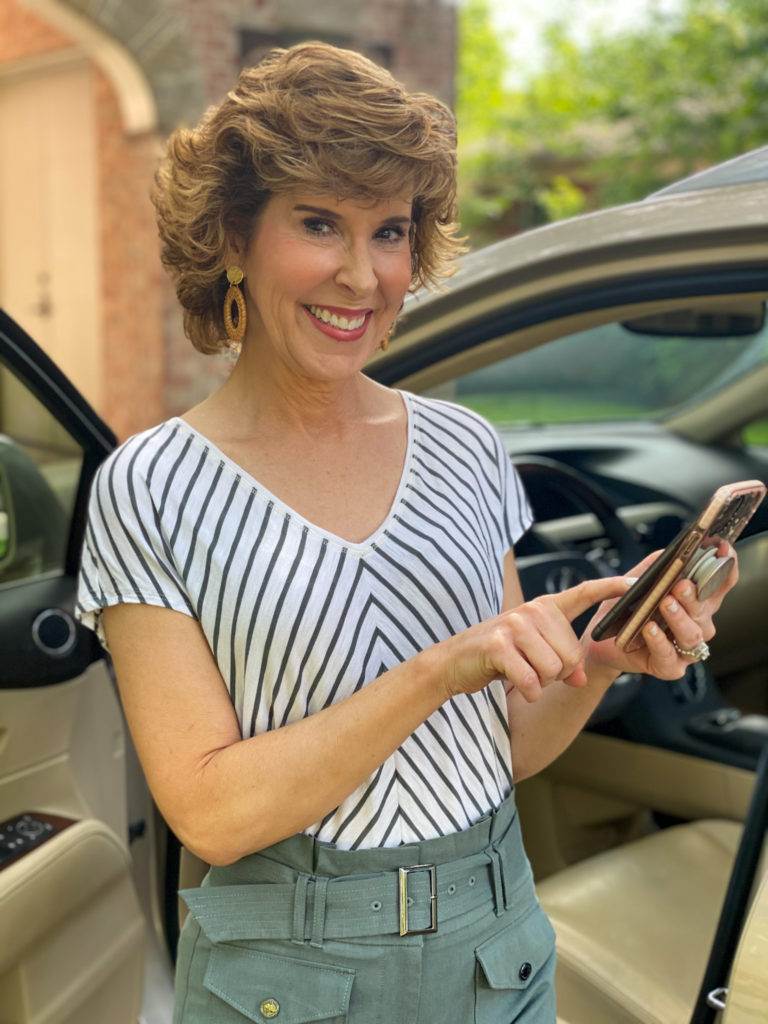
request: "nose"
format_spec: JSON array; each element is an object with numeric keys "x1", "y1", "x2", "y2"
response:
[{"x1": 334, "y1": 238, "x2": 378, "y2": 297}]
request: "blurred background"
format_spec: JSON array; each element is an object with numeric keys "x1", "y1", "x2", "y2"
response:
[{"x1": 0, "y1": 0, "x2": 765, "y2": 440}]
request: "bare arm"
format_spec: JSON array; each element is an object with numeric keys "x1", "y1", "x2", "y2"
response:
[
  {"x1": 501, "y1": 550, "x2": 621, "y2": 782},
  {"x1": 102, "y1": 602, "x2": 445, "y2": 866}
]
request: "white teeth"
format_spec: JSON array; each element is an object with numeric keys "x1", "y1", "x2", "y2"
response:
[{"x1": 307, "y1": 305, "x2": 366, "y2": 330}]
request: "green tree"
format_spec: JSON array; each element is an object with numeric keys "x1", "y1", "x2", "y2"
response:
[
  {"x1": 455, "y1": 0, "x2": 543, "y2": 247},
  {"x1": 456, "y1": 0, "x2": 768, "y2": 244}
]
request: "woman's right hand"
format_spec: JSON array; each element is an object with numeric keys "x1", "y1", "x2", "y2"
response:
[{"x1": 432, "y1": 576, "x2": 633, "y2": 704}]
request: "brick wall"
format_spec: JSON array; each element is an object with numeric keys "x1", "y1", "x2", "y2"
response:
[
  {"x1": 0, "y1": 0, "x2": 70, "y2": 62},
  {"x1": 93, "y1": 69, "x2": 167, "y2": 440}
]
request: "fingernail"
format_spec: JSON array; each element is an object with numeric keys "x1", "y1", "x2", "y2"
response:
[
  {"x1": 681, "y1": 584, "x2": 694, "y2": 598},
  {"x1": 665, "y1": 598, "x2": 679, "y2": 612},
  {"x1": 625, "y1": 576, "x2": 638, "y2": 585},
  {"x1": 648, "y1": 623, "x2": 659, "y2": 635}
]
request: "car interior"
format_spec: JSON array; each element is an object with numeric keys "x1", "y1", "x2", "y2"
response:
[
  {"x1": 389, "y1": 290, "x2": 768, "y2": 1023},
  {"x1": 1, "y1": 274, "x2": 767, "y2": 1019}
]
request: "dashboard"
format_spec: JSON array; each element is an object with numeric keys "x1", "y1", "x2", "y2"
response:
[{"x1": 500, "y1": 419, "x2": 768, "y2": 545}]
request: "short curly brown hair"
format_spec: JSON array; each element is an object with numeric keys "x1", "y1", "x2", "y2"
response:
[{"x1": 150, "y1": 40, "x2": 469, "y2": 355}]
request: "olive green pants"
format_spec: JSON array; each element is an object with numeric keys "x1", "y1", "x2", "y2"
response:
[{"x1": 173, "y1": 790, "x2": 557, "y2": 1023}]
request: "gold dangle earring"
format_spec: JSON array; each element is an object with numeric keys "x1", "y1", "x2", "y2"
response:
[
  {"x1": 380, "y1": 300, "x2": 405, "y2": 351},
  {"x1": 223, "y1": 266, "x2": 246, "y2": 344}
]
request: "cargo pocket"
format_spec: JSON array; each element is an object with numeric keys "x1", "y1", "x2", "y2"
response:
[
  {"x1": 474, "y1": 905, "x2": 556, "y2": 1023},
  {"x1": 178, "y1": 886, "x2": 355, "y2": 1023},
  {"x1": 203, "y1": 943, "x2": 354, "y2": 1023}
]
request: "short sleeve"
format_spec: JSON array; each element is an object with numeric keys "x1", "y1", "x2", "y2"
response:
[
  {"x1": 74, "y1": 445, "x2": 197, "y2": 654},
  {"x1": 494, "y1": 432, "x2": 534, "y2": 549}
]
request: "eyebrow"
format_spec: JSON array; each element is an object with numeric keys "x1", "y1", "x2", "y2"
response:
[{"x1": 293, "y1": 204, "x2": 412, "y2": 225}]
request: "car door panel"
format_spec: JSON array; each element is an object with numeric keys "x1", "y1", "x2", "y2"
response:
[
  {"x1": 0, "y1": 310, "x2": 147, "y2": 1023},
  {"x1": 0, "y1": 816, "x2": 144, "y2": 1023},
  {"x1": 516, "y1": 733, "x2": 760, "y2": 882}
]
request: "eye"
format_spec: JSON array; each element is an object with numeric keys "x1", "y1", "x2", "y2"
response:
[
  {"x1": 377, "y1": 225, "x2": 407, "y2": 244},
  {"x1": 302, "y1": 217, "x2": 334, "y2": 237}
]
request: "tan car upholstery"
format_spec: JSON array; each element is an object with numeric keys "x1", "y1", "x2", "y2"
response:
[
  {"x1": 537, "y1": 818, "x2": 767, "y2": 1024},
  {"x1": 1, "y1": 819, "x2": 145, "y2": 1024}
]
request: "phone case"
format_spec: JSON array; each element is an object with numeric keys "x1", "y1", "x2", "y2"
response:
[{"x1": 590, "y1": 480, "x2": 766, "y2": 652}]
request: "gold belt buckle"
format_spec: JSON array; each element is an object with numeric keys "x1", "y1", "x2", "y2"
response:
[{"x1": 398, "y1": 864, "x2": 438, "y2": 936}]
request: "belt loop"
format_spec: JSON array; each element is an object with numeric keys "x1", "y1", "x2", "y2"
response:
[
  {"x1": 486, "y1": 847, "x2": 505, "y2": 917},
  {"x1": 291, "y1": 873, "x2": 311, "y2": 944},
  {"x1": 493, "y1": 840, "x2": 514, "y2": 911},
  {"x1": 309, "y1": 875, "x2": 329, "y2": 948},
  {"x1": 496, "y1": 812, "x2": 522, "y2": 910}
]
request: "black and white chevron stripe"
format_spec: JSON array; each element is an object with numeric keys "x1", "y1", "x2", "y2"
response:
[{"x1": 75, "y1": 389, "x2": 533, "y2": 849}]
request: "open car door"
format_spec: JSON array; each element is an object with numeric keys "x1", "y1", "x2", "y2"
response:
[{"x1": 0, "y1": 309, "x2": 164, "y2": 1023}]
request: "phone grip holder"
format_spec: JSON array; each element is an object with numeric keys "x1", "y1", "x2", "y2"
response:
[{"x1": 684, "y1": 547, "x2": 735, "y2": 601}]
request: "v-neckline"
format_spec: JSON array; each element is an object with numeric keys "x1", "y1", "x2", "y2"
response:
[{"x1": 167, "y1": 388, "x2": 415, "y2": 555}]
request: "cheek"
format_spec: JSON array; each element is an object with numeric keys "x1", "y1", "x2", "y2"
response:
[
  {"x1": 379, "y1": 250, "x2": 413, "y2": 295},
  {"x1": 250, "y1": 228, "x2": 337, "y2": 292}
]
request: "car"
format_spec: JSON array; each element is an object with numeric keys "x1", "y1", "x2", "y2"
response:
[{"x1": 1, "y1": 143, "x2": 767, "y2": 1024}]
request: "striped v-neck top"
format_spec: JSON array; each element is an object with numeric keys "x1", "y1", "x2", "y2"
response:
[{"x1": 75, "y1": 388, "x2": 534, "y2": 850}]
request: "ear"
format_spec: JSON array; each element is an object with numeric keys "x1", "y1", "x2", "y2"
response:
[{"x1": 224, "y1": 233, "x2": 247, "y2": 267}]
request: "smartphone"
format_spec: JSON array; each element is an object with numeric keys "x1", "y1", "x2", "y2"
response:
[{"x1": 590, "y1": 480, "x2": 766, "y2": 652}]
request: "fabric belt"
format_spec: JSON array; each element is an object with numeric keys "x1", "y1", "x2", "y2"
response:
[{"x1": 179, "y1": 811, "x2": 533, "y2": 946}]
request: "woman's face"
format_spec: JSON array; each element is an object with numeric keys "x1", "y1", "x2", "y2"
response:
[{"x1": 235, "y1": 190, "x2": 414, "y2": 382}]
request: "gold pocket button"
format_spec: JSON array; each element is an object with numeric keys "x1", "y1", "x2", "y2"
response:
[{"x1": 259, "y1": 997, "x2": 280, "y2": 1018}]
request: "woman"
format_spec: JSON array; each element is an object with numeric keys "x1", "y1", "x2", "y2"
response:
[{"x1": 75, "y1": 42, "x2": 737, "y2": 1023}]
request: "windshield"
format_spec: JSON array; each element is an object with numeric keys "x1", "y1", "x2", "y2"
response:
[{"x1": 426, "y1": 307, "x2": 768, "y2": 428}]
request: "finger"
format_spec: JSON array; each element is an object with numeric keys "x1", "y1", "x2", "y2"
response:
[
  {"x1": 513, "y1": 629, "x2": 566, "y2": 686},
  {"x1": 501, "y1": 649, "x2": 544, "y2": 703},
  {"x1": 658, "y1": 595, "x2": 704, "y2": 649},
  {"x1": 524, "y1": 601, "x2": 586, "y2": 678},
  {"x1": 717, "y1": 540, "x2": 739, "y2": 591},
  {"x1": 671, "y1": 578, "x2": 705, "y2": 618},
  {"x1": 564, "y1": 665, "x2": 588, "y2": 687},
  {"x1": 669, "y1": 579, "x2": 716, "y2": 640},
  {"x1": 552, "y1": 575, "x2": 638, "y2": 623},
  {"x1": 643, "y1": 620, "x2": 686, "y2": 679}
]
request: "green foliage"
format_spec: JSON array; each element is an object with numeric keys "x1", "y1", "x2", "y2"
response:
[
  {"x1": 743, "y1": 418, "x2": 768, "y2": 446},
  {"x1": 456, "y1": 0, "x2": 768, "y2": 243},
  {"x1": 455, "y1": 0, "x2": 512, "y2": 146},
  {"x1": 534, "y1": 174, "x2": 588, "y2": 222}
]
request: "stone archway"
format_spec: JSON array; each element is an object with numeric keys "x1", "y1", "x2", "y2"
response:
[{"x1": 20, "y1": 0, "x2": 204, "y2": 133}]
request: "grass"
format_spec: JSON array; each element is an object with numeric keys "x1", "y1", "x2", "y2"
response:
[
  {"x1": 454, "y1": 392, "x2": 768, "y2": 448},
  {"x1": 743, "y1": 420, "x2": 768, "y2": 446},
  {"x1": 454, "y1": 392, "x2": 650, "y2": 425}
]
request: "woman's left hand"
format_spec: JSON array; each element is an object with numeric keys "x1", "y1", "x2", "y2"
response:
[{"x1": 580, "y1": 538, "x2": 739, "y2": 681}]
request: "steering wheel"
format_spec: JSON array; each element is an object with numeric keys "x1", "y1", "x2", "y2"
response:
[{"x1": 511, "y1": 455, "x2": 648, "y2": 725}]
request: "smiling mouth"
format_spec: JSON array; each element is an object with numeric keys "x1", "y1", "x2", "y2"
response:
[{"x1": 303, "y1": 305, "x2": 370, "y2": 329}]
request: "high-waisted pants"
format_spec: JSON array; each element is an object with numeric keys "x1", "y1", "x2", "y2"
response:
[{"x1": 172, "y1": 788, "x2": 557, "y2": 1023}]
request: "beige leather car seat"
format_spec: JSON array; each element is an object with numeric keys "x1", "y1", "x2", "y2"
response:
[{"x1": 536, "y1": 818, "x2": 766, "y2": 1024}]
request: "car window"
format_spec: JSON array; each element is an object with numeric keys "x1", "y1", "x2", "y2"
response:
[
  {"x1": 422, "y1": 303, "x2": 768, "y2": 428},
  {"x1": 0, "y1": 357, "x2": 82, "y2": 585}
]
